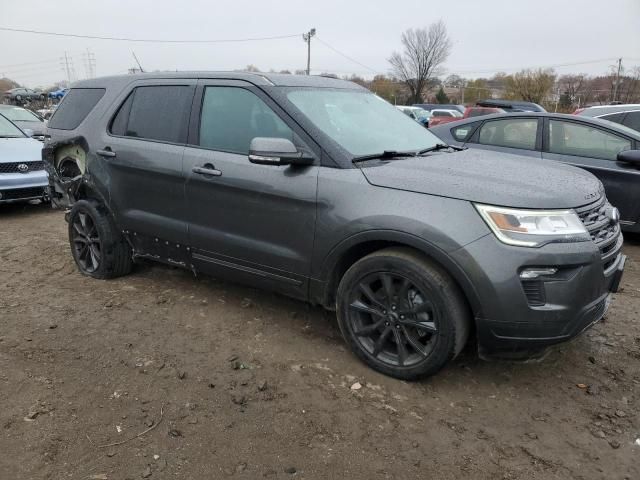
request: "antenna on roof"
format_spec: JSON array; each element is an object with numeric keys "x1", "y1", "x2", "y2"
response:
[{"x1": 132, "y1": 51, "x2": 144, "y2": 73}]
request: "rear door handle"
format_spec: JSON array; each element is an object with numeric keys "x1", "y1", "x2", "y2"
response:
[
  {"x1": 192, "y1": 164, "x2": 222, "y2": 177},
  {"x1": 96, "y1": 148, "x2": 116, "y2": 158}
]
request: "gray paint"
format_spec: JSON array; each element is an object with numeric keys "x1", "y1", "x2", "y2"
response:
[{"x1": 44, "y1": 73, "x2": 625, "y2": 356}]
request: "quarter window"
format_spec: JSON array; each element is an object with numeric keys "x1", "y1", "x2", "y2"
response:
[
  {"x1": 451, "y1": 122, "x2": 480, "y2": 142},
  {"x1": 48, "y1": 88, "x2": 105, "y2": 130},
  {"x1": 199, "y1": 87, "x2": 293, "y2": 154},
  {"x1": 478, "y1": 118, "x2": 538, "y2": 150},
  {"x1": 119, "y1": 86, "x2": 193, "y2": 143},
  {"x1": 548, "y1": 120, "x2": 631, "y2": 160}
]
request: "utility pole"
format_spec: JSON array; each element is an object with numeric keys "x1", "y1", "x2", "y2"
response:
[
  {"x1": 62, "y1": 52, "x2": 72, "y2": 85},
  {"x1": 612, "y1": 57, "x2": 622, "y2": 103},
  {"x1": 83, "y1": 49, "x2": 96, "y2": 78},
  {"x1": 302, "y1": 28, "x2": 316, "y2": 75}
]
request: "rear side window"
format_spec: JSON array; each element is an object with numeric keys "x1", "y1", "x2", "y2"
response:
[
  {"x1": 113, "y1": 86, "x2": 193, "y2": 143},
  {"x1": 599, "y1": 112, "x2": 625, "y2": 124},
  {"x1": 48, "y1": 88, "x2": 105, "y2": 130},
  {"x1": 478, "y1": 118, "x2": 538, "y2": 150},
  {"x1": 623, "y1": 111, "x2": 640, "y2": 132}
]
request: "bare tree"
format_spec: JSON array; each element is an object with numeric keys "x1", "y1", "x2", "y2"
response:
[
  {"x1": 557, "y1": 74, "x2": 587, "y2": 106},
  {"x1": 388, "y1": 21, "x2": 452, "y2": 103}
]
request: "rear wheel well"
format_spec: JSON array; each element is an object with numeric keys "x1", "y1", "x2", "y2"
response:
[{"x1": 326, "y1": 241, "x2": 476, "y2": 338}]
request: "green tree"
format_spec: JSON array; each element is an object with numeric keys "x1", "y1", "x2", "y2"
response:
[
  {"x1": 504, "y1": 69, "x2": 556, "y2": 103},
  {"x1": 463, "y1": 78, "x2": 490, "y2": 104},
  {"x1": 435, "y1": 86, "x2": 450, "y2": 104}
]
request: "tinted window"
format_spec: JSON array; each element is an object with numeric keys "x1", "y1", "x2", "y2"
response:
[
  {"x1": 478, "y1": 118, "x2": 538, "y2": 150},
  {"x1": 123, "y1": 86, "x2": 192, "y2": 143},
  {"x1": 451, "y1": 122, "x2": 479, "y2": 142},
  {"x1": 599, "y1": 112, "x2": 625, "y2": 124},
  {"x1": 199, "y1": 87, "x2": 293, "y2": 154},
  {"x1": 110, "y1": 93, "x2": 134, "y2": 136},
  {"x1": 48, "y1": 88, "x2": 105, "y2": 130},
  {"x1": 548, "y1": 120, "x2": 631, "y2": 160},
  {"x1": 623, "y1": 111, "x2": 640, "y2": 132}
]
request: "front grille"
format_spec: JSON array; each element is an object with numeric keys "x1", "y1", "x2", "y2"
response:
[
  {"x1": 0, "y1": 186, "x2": 46, "y2": 201},
  {"x1": 576, "y1": 196, "x2": 622, "y2": 270},
  {"x1": 0, "y1": 161, "x2": 45, "y2": 174}
]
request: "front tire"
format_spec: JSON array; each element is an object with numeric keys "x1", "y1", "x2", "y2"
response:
[
  {"x1": 68, "y1": 199, "x2": 132, "y2": 279},
  {"x1": 337, "y1": 247, "x2": 470, "y2": 380}
]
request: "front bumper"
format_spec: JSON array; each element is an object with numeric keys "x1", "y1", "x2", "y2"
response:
[
  {"x1": 0, "y1": 170, "x2": 48, "y2": 203},
  {"x1": 451, "y1": 231, "x2": 625, "y2": 356}
]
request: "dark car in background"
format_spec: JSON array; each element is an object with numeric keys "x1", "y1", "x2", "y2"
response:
[
  {"x1": 0, "y1": 105, "x2": 47, "y2": 140},
  {"x1": 3, "y1": 87, "x2": 46, "y2": 104},
  {"x1": 575, "y1": 104, "x2": 640, "y2": 133},
  {"x1": 430, "y1": 112, "x2": 640, "y2": 231},
  {"x1": 44, "y1": 73, "x2": 624, "y2": 380},
  {"x1": 476, "y1": 99, "x2": 546, "y2": 112}
]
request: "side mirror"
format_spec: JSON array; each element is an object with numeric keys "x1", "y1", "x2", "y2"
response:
[
  {"x1": 248, "y1": 137, "x2": 314, "y2": 166},
  {"x1": 617, "y1": 150, "x2": 640, "y2": 166},
  {"x1": 23, "y1": 128, "x2": 34, "y2": 137}
]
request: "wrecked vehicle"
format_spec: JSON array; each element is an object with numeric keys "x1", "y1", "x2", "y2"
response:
[
  {"x1": 44, "y1": 73, "x2": 625, "y2": 380},
  {"x1": 0, "y1": 113, "x2": 48, "y2": 204}
]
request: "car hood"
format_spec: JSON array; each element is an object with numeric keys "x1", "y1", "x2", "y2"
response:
[
  {"x1": 0, "y1": 137, "x2": 44, "y2": 163},
  {"x1": 359, "y1": 148, "x2": 603, "y2": 209},
  {"x1": 12, "y1": 120, "x2": 47, "y2": 135}
]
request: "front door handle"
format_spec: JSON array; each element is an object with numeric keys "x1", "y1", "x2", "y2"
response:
[
  {"x1": 192, "y1": 164, "x2": 222, "y2": 177},
  {"x1": 96, "y1": 148, "x2": 116, "y2": 158}
]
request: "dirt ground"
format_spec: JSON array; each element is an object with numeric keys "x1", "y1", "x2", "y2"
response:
[{"x1": 1, "y1": 202, "x2": 639, "y2": 480}]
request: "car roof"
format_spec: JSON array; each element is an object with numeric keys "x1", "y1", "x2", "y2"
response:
[
  {"x1": 578, "y1": 104, "x2": 640, "y2": 117},
  {"x1": 71, "y1": 72, "x2": 365, "y2": 90},
  {"x1": 429, "y1": 112, "x2": 640, "y2": 139}
]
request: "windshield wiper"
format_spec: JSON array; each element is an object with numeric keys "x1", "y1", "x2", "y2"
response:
[
  {"x1": 352, "y1": 150, "x2": 417, "y2": 163},
  {"x1": 417, "y1": 143, "x2": 465, "y2": 155}
]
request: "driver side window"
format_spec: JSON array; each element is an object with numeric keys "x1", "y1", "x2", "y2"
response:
[
  {"x1": 548, "y1": 120, "x2": 631, "y2": 160},
  {"x1": 199, "y1": 87, "x2": 293, "y2": 154}
]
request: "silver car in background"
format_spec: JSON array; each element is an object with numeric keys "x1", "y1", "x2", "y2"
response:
[{"x1": 0, "y1": 113, "x2": 48, "y2": 204}]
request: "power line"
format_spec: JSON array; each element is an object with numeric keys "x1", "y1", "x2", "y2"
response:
[
  {"x1": 451, "y1": 57, "x2": 623, "y2": 75},
  {"x1": 315, "y1": 37, "x2": 382, "y2": 74},
  {"x1": 0, "y1": 26, "x2": 302, "y2": 43}
]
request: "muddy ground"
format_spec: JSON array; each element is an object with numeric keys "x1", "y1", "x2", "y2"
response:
[{"x1": 1, "y1": 202, "x2": 639, "y2": 480}]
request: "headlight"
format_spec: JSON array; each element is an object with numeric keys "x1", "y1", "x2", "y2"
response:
[{"x1": 475, "y1": 204, "x2": 590, "y2": 247}]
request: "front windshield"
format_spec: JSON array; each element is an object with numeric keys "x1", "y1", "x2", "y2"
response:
[
  {"x1": 2, "y1": 107, "x2": 40, "y2": 122},
  {"x1": 286, "y1": 89, "x2": 441, "y2": 156},
  {"x1": 0, "y1": 114, "x2": 25, "y2": 138}
]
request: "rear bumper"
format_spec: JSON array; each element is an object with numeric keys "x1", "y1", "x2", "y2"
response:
[{"x1": 450, "y1": 232, "x2": 625, "y2": 356}]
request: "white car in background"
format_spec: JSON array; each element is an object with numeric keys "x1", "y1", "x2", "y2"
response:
[{"x1": 0, "y1": 113, "x2": 48, "y2": 204}]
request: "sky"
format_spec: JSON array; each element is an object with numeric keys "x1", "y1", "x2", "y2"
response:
[{"x1": 1, "y1": 0, "x2": 639, "y2": 88}]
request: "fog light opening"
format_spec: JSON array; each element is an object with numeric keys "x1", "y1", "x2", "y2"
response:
[{"x1": 519, "y1": 268, "x2": 558, "y2": 279}]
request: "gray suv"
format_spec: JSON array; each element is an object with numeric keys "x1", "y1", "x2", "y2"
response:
[{"x1": 44, "y1": 73, "x2": 625, "y2": 379}]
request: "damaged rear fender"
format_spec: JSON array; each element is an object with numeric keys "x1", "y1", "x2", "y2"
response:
[{"x1": 43, "y1": 137, "x2": 106, "y2": 210}]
